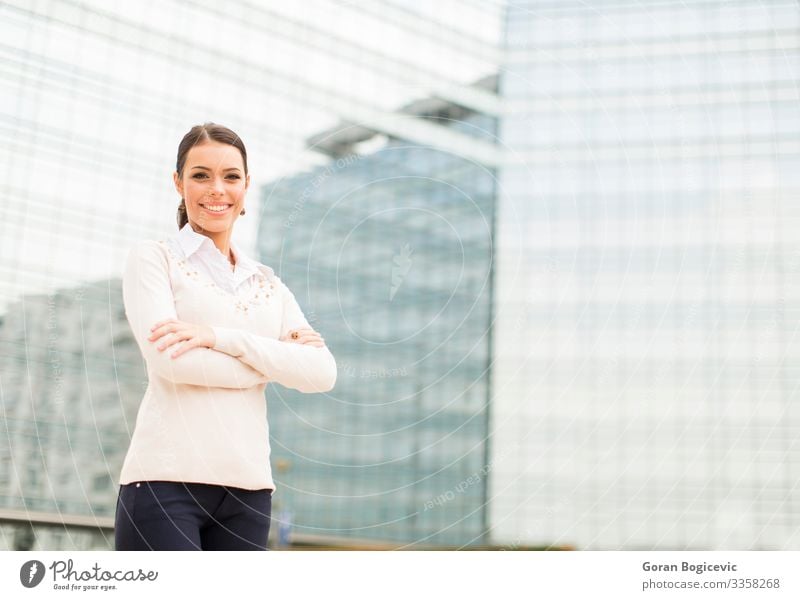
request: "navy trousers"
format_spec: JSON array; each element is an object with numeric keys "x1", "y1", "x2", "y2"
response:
[{"x1": 114, "y1": 481, "x2": 273, "y2": 551}]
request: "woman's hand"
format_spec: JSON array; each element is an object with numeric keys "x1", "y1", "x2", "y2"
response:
[
  {"x1": 281, "y1": 327, "x2": 326, "y2": 348},
  {"x1": 148, "y1": 319, "x2": 217, "y2": 359}
]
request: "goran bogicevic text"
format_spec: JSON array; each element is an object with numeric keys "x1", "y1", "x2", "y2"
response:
[{"x1": 643, "y1": 562, "x2": 738, "y2": 575}]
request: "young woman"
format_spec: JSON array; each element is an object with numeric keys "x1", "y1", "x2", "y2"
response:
[{"x1": 114, "y1": 122, "x2": 336, "y2": 551}]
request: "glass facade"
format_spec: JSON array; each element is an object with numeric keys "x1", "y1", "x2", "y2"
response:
[
  {"x1": 491, "y1": 1, "x2": 800, "y2": 549},
  {"x1": 0, "y1": 280, "x2": 141, "y2": 550},
  {"x1": 258, "y1": 85, "x2": 498, "y2": 546},
  {"x1": 0, "y1": 0, "x2": 502, "y2": 549},
  {"x1": 5, "y1": 0, "x2": 794, "y2": 553}
]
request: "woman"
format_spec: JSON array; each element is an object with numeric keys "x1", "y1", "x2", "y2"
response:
[{"x1": 114, "y1": 122, "x2": 337, "y2": 551}]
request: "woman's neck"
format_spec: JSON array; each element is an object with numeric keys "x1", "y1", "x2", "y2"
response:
[{"x1": 190, "y1": 223, "x2": 235, "y2": 268}]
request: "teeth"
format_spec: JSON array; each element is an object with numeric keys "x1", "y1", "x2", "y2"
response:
[{"x1": 202, "y1": 204, "x2": 230, "y2": 212}]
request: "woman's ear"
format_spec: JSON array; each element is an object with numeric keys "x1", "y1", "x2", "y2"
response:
[{"x1": 173, "y1": 171, "x2": 183, "y2": 196}]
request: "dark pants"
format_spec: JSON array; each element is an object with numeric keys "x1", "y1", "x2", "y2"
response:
[{"x1": 114, "y1": 481, "x2": 273, "y2": 551}]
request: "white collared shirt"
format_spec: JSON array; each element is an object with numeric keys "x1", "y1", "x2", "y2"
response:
[{"x1": 169, "y1": 222, "x2": 266, "y2": 295}]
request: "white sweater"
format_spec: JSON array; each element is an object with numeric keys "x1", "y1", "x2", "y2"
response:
[{"x1": 118, "y1": 226, "x2": 337, "y2": 491}]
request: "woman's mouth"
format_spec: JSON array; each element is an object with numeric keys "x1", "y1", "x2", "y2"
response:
[{"x1": 200, "y1": 203, "x2": 232, "y2": 215}]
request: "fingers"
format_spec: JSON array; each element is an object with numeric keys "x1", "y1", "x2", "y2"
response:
[
  {"x1": 148, "y1": 320, "x2": 176, "y2": 343},
  {"x1": 150, "y1": 319, "x2": 170, "y2": 332},
  {"x1": 169, "y1": 339, "x2": 191, "y2": 358},
  {"x1": 148, "y1": 320, "x2": 215, "y2": 358},
  {"x1": 293, "y1": 330, "x2": 323, "y2": 343},
  {"x1": 294, "y1": 332, "x2": 323, "y2": 344},
  {"x1": 148, "y1": 321, "x2": 187, "y2": 356},
  {"x1": 282, "y1": 327, "x2": 317, "y2": 340},
  {"x1": 156, "y1": 331, "x2": 185, "y2": 354},
  {"x1": 286, "y1": 327, "x2": 316, "y2": 336},
  {"x1": 283, "y1": 328, "x2": 326, "y2": 347},
  {"x1": 151, "y1": 322, "x2": 326, "y2": 359}
]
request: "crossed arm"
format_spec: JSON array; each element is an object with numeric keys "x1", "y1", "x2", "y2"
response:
[{"x1": 123, "y1": 240, "x2": 336, "y2": 393}]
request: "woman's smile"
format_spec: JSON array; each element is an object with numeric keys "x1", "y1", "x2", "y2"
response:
[{"x1": 199, "y1": 203, "x2": 232, "y2": 214}]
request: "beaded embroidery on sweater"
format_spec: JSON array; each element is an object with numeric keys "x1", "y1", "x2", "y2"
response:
[{"x1": 156, "y1": 239, "x2": 277, "y2": 315}]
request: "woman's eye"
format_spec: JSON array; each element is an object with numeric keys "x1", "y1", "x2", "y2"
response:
[{"x1": 191, "y1": 173, "x2": 239, "y2": 179}]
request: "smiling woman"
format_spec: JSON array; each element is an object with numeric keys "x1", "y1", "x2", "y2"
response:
[
  {"x1": 114, "y1": 122, "x2": 337, "y2": 552},
  {"x1": 173, "y1": 124, "x2": 250, "y2": 262}
]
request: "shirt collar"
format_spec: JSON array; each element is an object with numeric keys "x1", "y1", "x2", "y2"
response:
[
  {"x1": 175, "y1": 222, "x2": 206, "y2": 259},
  {"x1": 174, "y1": 222, "x2": 273, "y2": 278}
]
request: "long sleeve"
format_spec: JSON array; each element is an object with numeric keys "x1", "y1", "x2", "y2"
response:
[
  {"x1": 122, "y1": 240, "x2": 270, "y2": 389},
  {"x1": 210, "y1": 276, "x2": 337, "y2": 393}
]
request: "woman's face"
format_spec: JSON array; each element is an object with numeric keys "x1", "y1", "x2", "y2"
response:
[{"x1": 173, "y1": 141, "x2": 250, "y2": 233}]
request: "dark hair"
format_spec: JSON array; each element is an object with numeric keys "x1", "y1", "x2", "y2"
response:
[{"x1": 175, "y1": 122, "x2": 249, "y2": 229}]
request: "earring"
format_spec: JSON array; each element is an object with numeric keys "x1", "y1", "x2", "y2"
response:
[{"x1": 240, "y1": 208, "x2": 246, "y2": 215}]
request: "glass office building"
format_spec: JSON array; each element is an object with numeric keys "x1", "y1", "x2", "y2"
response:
[
  {"x1": 6, "y1": 0, "x2": 795, "y2": 552},
  {"x1": 258, "y1": 80, "x2": 498, "y2": 546},
  {"x1": 0, "y1": 0, "x2": 502, "y2": 549},
  {"x1": 0, "y1": 281, "x2": 141, "y2": 550},
  {"x1": 491, "y1": 1, "x2": 800, "y2": 549}
]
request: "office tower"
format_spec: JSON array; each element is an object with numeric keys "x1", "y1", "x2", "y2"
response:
[
  {"x1": 1, "y1": 0, "x2": 503, "y2": 548},
  {"x1": 0, "y1": 281, "x2": 141, "y2": 550},
  {"x1": 259, "y1": 78, "x2": 499, "y2": 546},
  {"x1": 492, "y1": 1, "x2": 800, "y2": 549}
]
